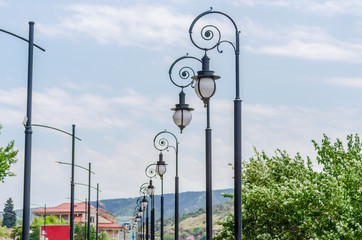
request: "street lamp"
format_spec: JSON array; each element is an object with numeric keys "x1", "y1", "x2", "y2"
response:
[
  {"x1": 139, "y1": 184, "x2": 150, "y2": 240},
  {"x1": 32, "y1": 124, "x2": 81, "y2": 240},
  {"x1": 188, "y1": 8, "x2": 242, "y2": 240},
  {"x1": 146, "y1": 181, "x2": 154, "y2": 240},
  {"x1": 153, "y1": 130, "x2": 181, "y2": 239},
  {"x1": 145, "y1": 165, "x2": 157, "y2": 240},
  {"x1": 155, "y1": 153, "x2": 166, "y2": 240},
  {"x1": 58, "y1": 161, "x2": 95, "y2": 240},
  {"x1": 168, "y1": 53, "x2": 220, "y2": 238},
  {"x1": 134, "y1": 197, "x2": 145, "y2": 240},
  {"x1": 169, "y1": 55, "x2": 199, "y2": 133},
  {"x1": 0, "y1": 23, "x2": 45, "y2": 240}
]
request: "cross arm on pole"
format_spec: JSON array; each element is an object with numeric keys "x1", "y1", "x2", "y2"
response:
[
  {"x1": 0, "y1": 28, "x2": 45, "y2": 51},
  {"x1": 56, "y1": 161, "x2": 95, "y2": 174}
]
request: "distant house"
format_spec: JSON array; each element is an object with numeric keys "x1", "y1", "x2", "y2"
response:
[{"x1": 33, "y1": 202, "x2": 123, "y2": 240}]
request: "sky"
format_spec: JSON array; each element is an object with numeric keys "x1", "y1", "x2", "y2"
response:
[{"x1": 1, "y1": 0, "x2": 362, "y2": 212}]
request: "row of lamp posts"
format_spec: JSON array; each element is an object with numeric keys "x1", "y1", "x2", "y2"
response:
[
  {"x1": 132, "y1": 8, "x2": 241, "y2": 240},
  {"x1": 1, "y1": 7, "x2": 241, "y2": 240}
]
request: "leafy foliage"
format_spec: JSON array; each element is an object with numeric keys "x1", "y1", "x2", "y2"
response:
[
  {"x1": 0, "y1": 225, "x2": 10, "y2": 237},
  {"x1": 10, "y1": 215, "x2": 67, "y2": 240},
  {"x1": 214, "y1": 134, "x2": 362, "y2": 240},
  {"x1": 74, "y1": 223, "x2": 97, "y2": 240},
  {"x1": 0, "y1": 124, "x2": 18, "y2": 183},
  {"x1": 2, "y1": 197, "x2": 16, "y2": 228}
]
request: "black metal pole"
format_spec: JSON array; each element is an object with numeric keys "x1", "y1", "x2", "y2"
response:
[
  {"x1": 206, "y1": 102, "x2": 212, "y2": 240},
  {"x1": 234, "y1": 29, "x2": 242, "y2": 240},
  {"x1": 151, "y1": 194, "x2": 155, "y2": 240},
  {"x1": 96, "y1": 183, "x2": 99, "y2": 240},
  {"x1": 146, "y1": 202, "x2": 149, "y2": 240},
  {"x1": 87, "y1": 163, "x2": 91, "y2": 240},
  {"x1": 22, "y1": 21, "x2": 34, "y2": 240},
  {"x1": 142, "y1": 211, "x2": 145, "y2": 240},
  {"x1": 153, "y1": 130, "x2": 179, "y2": 239},
  {"x1": 70, "y1": 124, "x2": 75, "y2": 240},
  {"x1": 85, "y1": 198, "x2": 87, "y2": 240},
  {"x1": 175, "y1": 144, "x2": 179, "y2": 240},
  {"x1": 161, "y1": 177, "x2": 164, "y2": 240}
]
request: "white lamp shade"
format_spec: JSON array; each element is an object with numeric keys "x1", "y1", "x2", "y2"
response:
[
  {"x1": 137, "y1": 211, "x2": 143, "y2": 217},
  {"x1": 156, "y1": 164, "x2": 167, "y2": 176},
  {"x1": 194, "y1": 77, "x2": 216, "y2": 100},
  {"x1": 147, "y1": 186, "x2": 155, "y2": 196},
  {"x1": 173, "y1": 109, "x2": 192, "y2": 128},
  {"x1": 141, "y1": 200, "x2": 148, "y2": 210}
]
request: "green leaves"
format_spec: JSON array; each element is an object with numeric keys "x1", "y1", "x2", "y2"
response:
[
  {"x1": 214, "y1": 134, "x2": 362, "y2": 240},
  {"x1": 0, "y1": 124, "x2": 18, "y2": 183}
]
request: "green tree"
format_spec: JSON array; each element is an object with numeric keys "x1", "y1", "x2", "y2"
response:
[
  {"x1": 99, "y1": 231, "x2": 108, "y2": 240},
  {"x1": 10, "y1": 215, "x2": 67, "y2": 240},
  {"x1": 10, "y1": 225, "x2": 22, "y2": 239},
  {"x1": 0, "y1": 225, "x2": 10, "y2": 237},
  {"x1": 214, "y1": 134, "x2": 362, "y2": 240},
  {"x1": 74, "y1": 223, "x2": 96, "y2": 240},
  {"x1": 0, "y1": 124, "x2": 18, "y2": 183},
  {"x1": 2, "y1": 197, "x2": 16, "y2": 228}
]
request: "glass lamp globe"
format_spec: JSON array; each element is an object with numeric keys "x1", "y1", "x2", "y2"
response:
[
  {"x1": 147, "y1": 184, "x2": 155, "y2": 196},
  {"x1": 141, "y1": 197, "x2": 148, "y2": 210}
]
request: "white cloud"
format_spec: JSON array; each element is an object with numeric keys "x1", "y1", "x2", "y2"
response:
[
  {"x1": 233, "y1": 0, "x2": 362, "y2": 16},
  {"x1": 0, "y1": 86, "x2": 173, "y2": 129},
  {"x1": 243, "y1": 20, "x2": 362, "y2": 63},
  {"x1": 38, "y1": 4, "x2": 193, "y2": 49},
  {"x1": 325, "y1": 77, "x2": 362, "y2": 88}
]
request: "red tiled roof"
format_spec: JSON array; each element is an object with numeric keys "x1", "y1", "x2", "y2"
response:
[
  {"x1": 98, "y1": 223, "x2": 122, "y2": 229},
  {"x1": 33, "y1": 202, "x2": 94, "y2": 214}
]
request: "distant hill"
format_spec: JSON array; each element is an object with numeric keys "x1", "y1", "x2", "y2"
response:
[
  {"x1": 92, "y1": 188, "x2": 233, "y2": 220},
  {"x1": 9, "y1": 189, "x2": 234, "y2": 224},
  {"x1": 162, "y1": 200, "x2": 233, "y2": 238}
]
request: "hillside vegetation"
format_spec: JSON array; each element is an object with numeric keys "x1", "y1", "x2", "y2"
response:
[{"x1": 161, "y1": 199, "x2": 233, "y2": 239}]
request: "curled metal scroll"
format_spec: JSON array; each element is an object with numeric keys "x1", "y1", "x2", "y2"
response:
[
  {"x1": 145, "y1": 163, "x2": 157, "y2": 179},
  {"x1": 169, "y1": 54, "x2": 202, "y2": 89},
  {"x1": 139, "y1": 182, "x2": 149, "y2": 196},
  {"x1": 189, "y1": 7, "x2": 240, "y2": 53},
  {"x1": 153, "y1": 130, "x2": 178, "y2": 152}
]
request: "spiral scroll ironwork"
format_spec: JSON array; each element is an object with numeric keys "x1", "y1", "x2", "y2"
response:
[
  {"x1": 169, "y1": 55, "x2": 201, "y2": 89},
  {"x1": 139, "y1": 182, "x2": 149, "y2": 196},
  {"x1": 145, "y1": 163, "x2": 157, "y2": 179},
  {"x1": 189, "y1": 8, "x2": 240, "y2": 53},
  {"x1": 153, "y1": 130, "x2": 178, "y2": 152}
]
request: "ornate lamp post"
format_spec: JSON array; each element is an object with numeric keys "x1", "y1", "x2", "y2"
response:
[
  {"x1": 147, "y1": 181, "x2": 155, "y2": 240},
  {"x1": 58, "y1": 162, "x2": 95, "y2": 240},
  {"x1": 0, "y1": 23, "x2": 45, "y2": 240},
  {"x1": 188, "y1": 8, "x2": 241, "y2": 240},
  {"x1": 153, "y1": 130, "x2": 182, "y2": 239},
  {"x1": 32, "y1": 124, "x2": 81, "y2": 240},
  {"x1": 139, "y1": 184, "x2": 149, "y2": 240},
  {"x1": 145, "y1": 165, "x2": 157, "y2": 240},
  {"x1": 155, "y1": 153, "x2": 167, "y2": 240},
  {"x1": 169, "y1": 53, "x2": 219, "y2": 239}
]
